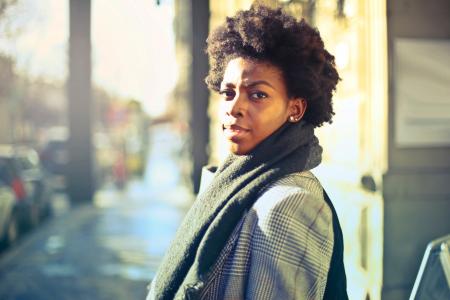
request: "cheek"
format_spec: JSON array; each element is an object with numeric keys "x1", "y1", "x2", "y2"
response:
[
  {"x1": 254, "y1": 110, "x2": 288, "y2": 139},
  {"x1": 253, "y1": 105, "x2": 287, "y2": 126},
  {"x1": 218, "y1": 102, "x2": 228, "y2": 120}
]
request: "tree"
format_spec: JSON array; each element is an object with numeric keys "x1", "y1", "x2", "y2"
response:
[
  {"x1": 0, "y1": 54, "x2": 14, "y2": 99},
  {"x1": 0, "y1": 0, "x2": 17, "y2": 19}
]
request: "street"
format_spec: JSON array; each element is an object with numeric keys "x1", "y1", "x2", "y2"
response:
[{"x1": 0, "y1": 125, "x2": 193, "y2": 300}]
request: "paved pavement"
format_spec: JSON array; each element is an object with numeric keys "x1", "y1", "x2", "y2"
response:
[{"x1": 0, "y1": 125, "x2": 193, "y2": 300}]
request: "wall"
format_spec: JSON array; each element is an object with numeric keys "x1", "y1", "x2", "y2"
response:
[{"x1": 383, "y1": 0, "x2": 450, "y2": 299}]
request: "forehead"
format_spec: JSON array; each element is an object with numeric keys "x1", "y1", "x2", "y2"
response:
[{"x1": 222, "y1": 57, "x2": 283, "y2": 85}]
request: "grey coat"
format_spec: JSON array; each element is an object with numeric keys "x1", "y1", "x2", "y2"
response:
[{"x1": 147, "y1": 169, "x2": 334, "y2": 300}]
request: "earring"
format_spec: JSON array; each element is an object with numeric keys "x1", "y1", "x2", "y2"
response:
[{"x1": 289, "y1": 116, "x2": 299, "y2": 122}]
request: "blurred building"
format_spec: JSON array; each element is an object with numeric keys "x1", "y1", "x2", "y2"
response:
[
  {"x1": 0, "y1": 55, "x2": 31, "y2": 144},
  {"x1": 383, "y1": 1, "x2": 450, "y2": 299}
]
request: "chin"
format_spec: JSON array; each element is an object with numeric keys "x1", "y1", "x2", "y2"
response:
[
  {"x1": 230, "y1": 149, "x2": 247, "y2": 155},
  {"x1": 229, "y1": 143, "x2": 251, "y2": 155}
]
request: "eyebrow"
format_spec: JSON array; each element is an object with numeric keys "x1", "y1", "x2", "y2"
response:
[{"x1": 221, "y1": 80, "x2": 275, "y2": 89}]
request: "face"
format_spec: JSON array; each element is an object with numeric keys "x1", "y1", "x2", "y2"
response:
[{"x1": 219, "y1": 57, "x2": 306, "y2": 155}]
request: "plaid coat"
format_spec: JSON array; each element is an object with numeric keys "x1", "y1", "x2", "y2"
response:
[{"x1": 148, "y1": 170, "x2": 334, "y2": 300}]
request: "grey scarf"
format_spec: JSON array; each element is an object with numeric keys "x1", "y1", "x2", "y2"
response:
[{"x1": 151, "y1": 120, "x2": 322, "y2": 299}]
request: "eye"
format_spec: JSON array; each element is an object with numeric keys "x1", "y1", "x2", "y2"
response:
[
  {"x1": 249, "y1": 91, "x2": 268, "y2": 100},
  {"x1": 219, "y1": 89, "x2": 235, "y2": 101}
]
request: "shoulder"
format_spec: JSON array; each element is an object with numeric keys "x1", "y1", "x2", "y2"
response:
[
  {"x1": 251, "y1": 171, "x2": 333, "y2": 238},
  {"x1": 237, "y1": 171, "x2": 334, "y2": 299},
  {"x1": 199, "y1": 171, "x2": 335, "y2": 299}
]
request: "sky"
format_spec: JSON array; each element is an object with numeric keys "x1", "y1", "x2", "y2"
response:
[{"x1": 0, "y1": 0, "x2": 178, "y2": 117}]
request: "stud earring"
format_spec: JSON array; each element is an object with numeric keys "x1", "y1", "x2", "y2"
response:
[{"x1": 289, "y1": 116, "x2": 298, "y2": 122}]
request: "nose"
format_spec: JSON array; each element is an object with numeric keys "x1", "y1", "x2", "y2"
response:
[{"x1": 226, "y1": 92, "x2": 246, "y2": 118}]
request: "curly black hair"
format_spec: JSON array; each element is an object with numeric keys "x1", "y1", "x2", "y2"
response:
[{"x1": 205, "y1": 4, "x2": 340, "y2": 127}]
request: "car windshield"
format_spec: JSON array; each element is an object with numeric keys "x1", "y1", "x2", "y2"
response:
[{"x1": 17, "y1": 156, "x2": 37, "y2": 171}]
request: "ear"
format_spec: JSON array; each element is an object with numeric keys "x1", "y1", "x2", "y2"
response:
[{"x1": 288, "y1": 98, "x2": 307, "y2": 122}]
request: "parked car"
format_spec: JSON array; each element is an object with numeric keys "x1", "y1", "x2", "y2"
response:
[
  {"x1": 0, "y1": 145, "x2": 53, "y2": 232},
  {"x1": 0, "y1": 146, "x2": 31, "y2": 237},
  {"x1": 15, "y1": 147, "x2": 53, "y2": 225},
  {"x1": 0, "y1": 178, "x2": 18, "y2": 249},
  {"x1": 39, "y1": 139, "x2": 67, "y2": 192},
  {"x1": 40, "y1": 133, "x2": 117, "y2": 190}
]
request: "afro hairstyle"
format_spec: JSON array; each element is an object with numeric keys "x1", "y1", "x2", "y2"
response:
[{"x1": 205, "y1": 3, "x2": 340, "y2": 127}]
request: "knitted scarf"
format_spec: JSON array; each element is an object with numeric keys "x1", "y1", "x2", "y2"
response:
[{"x1": 151, "y1": 121, "x2": 323, "y2": 299}]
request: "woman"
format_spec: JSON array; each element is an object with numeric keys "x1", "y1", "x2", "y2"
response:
[{"x1": 148, "y1": 4, "x2": 348, "y2": 300}]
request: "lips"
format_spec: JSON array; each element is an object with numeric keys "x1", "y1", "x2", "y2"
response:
[
  {"x1": 222, "y1": 124, "x2": 250, "y2": 141},
  {"x1": 223, "y1": 124, "x2": 249, "y2": 131}
]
